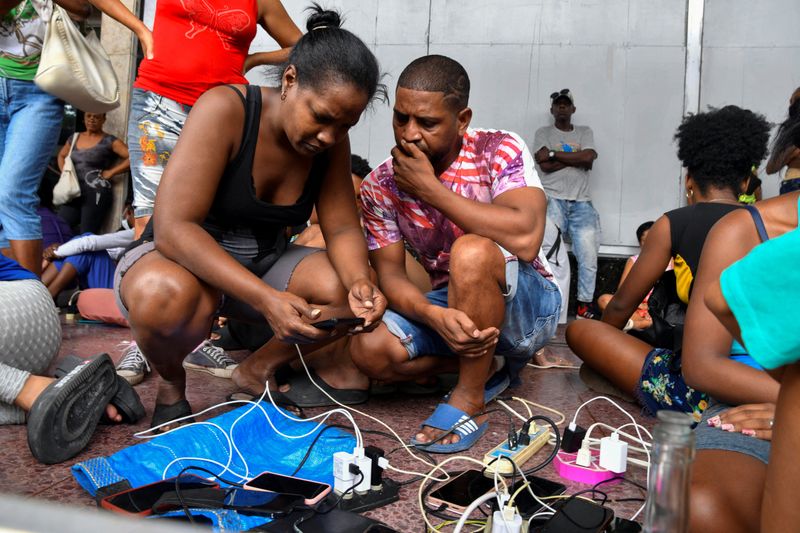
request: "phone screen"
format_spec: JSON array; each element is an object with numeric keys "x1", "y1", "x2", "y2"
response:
[
  {"x1": 246, "y1": 473, "x2": 329, "y2": 499},
  {"x1": 105, "y1": 477, "x2": 217, "y2": 514},
  {"x1": 225, "y1": 489, "x2": 300, "y2": 516},
  {"x1": 509, "y1": 477, "x2": 567, "y2": 517},
  {"x1": 539, "y1": 498, "x2": 614, "y2": 532},
  {"x1": 429, "y1": 470, "x2": 495, "y2": 508}
]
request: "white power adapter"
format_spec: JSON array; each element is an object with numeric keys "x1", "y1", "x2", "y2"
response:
[
  {"x1": 333, "y1": 448, "x2": 373, "y2": 496},
  {"x1": 491, "y1": 507, "x2": 522, "y2": 533},
  {"x1": 599, "y1": 432, "x2": 628, "y2": 473}
]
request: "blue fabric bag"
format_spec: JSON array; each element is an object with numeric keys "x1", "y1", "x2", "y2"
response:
[{"x1": 72, "y1": 402, "x2": 356, "y2": 530}]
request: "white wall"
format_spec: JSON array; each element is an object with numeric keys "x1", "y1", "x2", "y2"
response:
[
  {"x1": 229, "y1": 1, "x2": 794, "y2": 253},
  {"x1": 700, "y1": 0, "x2": 800, "y2": 200}
]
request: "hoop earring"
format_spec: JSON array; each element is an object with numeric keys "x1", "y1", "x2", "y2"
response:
[
  {"x1": 686, "y1": 189, "x2": 694, "y2": 200},
  {"x1": 280, "y1": 92, "x2": 286, "y2": 101}
]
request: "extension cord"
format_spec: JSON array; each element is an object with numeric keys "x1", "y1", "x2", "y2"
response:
[{"x1": 483, "y1": 424, "x2": 551, "y2": 476}]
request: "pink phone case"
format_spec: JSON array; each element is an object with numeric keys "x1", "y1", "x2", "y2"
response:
[{"x1": 244, "y1": 471, "x2": 331, "y2": 506}]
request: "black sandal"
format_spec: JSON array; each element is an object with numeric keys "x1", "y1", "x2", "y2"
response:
[
  {"x1": 151, "y1": 399, "x2": 195, "y2": 432},
  {"x1": 54, "y1": 354, "x2": 145, "y2": 424},
  {"x1": 27, "y1": 353, "x2": 118, "y2": 464}
]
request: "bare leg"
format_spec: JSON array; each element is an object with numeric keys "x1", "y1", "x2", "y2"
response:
[
  {"x1": 120, "y1": 251, "x2": 220, "y2": 407},
  {"x1": 597, "y1": 293, "x2": 612, "y2": 311},
  {"x1": 8, "y1": 239, "x2": 42, "y2": 277},
  {"x1": 353, "y1": 234, "x2": 506, "y2": 446},
  {"x1": 41, "y1": 262, "x2": 59, "y2": 286},
  {"x1": 566, "y1": 319, "x2": 652, "y2": 395},
  {"x1": 761, "y1": 362, "x2": 800, "y2": 532},
  {"x1": 45, "y1": 262, "x2": 78, "y2": 298},
  {"x1": 689, "y1": 450, "x2": 765, "y2": 533}
]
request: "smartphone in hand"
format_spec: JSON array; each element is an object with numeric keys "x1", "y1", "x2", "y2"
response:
[{"x1": 310, "y1": 317, "x2": 365, "y2": 331}]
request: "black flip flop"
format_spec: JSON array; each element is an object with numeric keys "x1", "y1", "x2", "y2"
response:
[
  {"x1": 27, "y1": 353, "x2": 118, "y2": 464},
  {"x1": 54, "y1": 354, "x2": 145, "y2": 424},
  {"x1": 151, "y1": 399, "x2": 195, "y2": 432},
  {"x1": 281, "y1": 368, "x2": 368, "y2": 408}
]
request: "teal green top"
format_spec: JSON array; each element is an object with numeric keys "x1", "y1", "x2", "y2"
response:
[{"x1": 720, "y1": 196, "x2": 800, "y2": 369}]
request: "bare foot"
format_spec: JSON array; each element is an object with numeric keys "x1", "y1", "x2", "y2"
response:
[
  {"x1": 532, "y1": 347, "x2": 573, "y2": 368},
  {"x1": 414, "y1": 388, "x2": 485, "y2": 446}
]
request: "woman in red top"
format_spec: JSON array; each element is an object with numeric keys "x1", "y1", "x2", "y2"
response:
[{"x1": 92, "y1": 0, "x2": 300, "y2": 236}]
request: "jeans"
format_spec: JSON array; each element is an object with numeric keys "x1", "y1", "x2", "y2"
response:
[
  {"x1": 0, "y1": 78, "x2": 64, "y2": 248},
  {"x1": 382, "y1": 260, "x2": 561, "y2": 381},
  {"x1": 779, "y1": 177, "x2": 800, "y2": 196},
  {"x1": 546, "y1": 198, "x2": 600, "y2": 302},
  {"x1": 127, "y1": 87, "x2": 191, "y2": 218}
]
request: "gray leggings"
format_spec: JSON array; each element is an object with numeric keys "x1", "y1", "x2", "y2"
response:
[{"x1": 0, "y1": 279, "x2": 61, "y2": 424}]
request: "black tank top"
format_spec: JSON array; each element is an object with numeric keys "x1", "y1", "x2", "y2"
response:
[{"x1": 135, "y1": 85, "x2": 325, "y2": 274}]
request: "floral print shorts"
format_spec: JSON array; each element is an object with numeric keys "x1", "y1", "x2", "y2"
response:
[{"x1": 637, "y1": 348, "x2": 708, "y2": 424}]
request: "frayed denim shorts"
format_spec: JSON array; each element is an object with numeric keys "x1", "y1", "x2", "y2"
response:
[{"x1": 382, "y1": 259, "x2": 561, "y2": 380}]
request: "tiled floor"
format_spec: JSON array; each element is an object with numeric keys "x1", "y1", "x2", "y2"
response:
[{"x1": 0, "y1": 320, "x2": 653, "y2": 531}]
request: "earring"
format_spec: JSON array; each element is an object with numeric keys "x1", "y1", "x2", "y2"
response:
[
  {"x1": 686, "y1": 189, "x2": 694, "y2": 199},
  {"x1": 280, "y1": 92, "x2": 286, "y2": 101}
]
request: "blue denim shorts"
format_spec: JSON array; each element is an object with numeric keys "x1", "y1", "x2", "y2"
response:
[
  {"x1": 694, "y1": 401, "x2": 770, "y2": 464},
  {"x1": 126, "y1": 87, "x2": 191, "y2": 218},
  {"x1": 382, "y1": 260, "x2": 561, "y2": 380}
]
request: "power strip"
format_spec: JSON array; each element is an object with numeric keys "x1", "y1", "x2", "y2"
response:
[{"x1": 483, "y1": 424, "x2": 551, "y2": 476}]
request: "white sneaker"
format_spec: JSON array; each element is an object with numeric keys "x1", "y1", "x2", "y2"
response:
[
  {"x1": 115, "y1": 341, "x2": 150, "y2": 385},
  {"x1": 182, "y1": 340, "x2": 238, "y2": 378}
]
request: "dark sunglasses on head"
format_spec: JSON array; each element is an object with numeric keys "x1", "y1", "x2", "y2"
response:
[{"x1": 550, "y1": 88, "x2": 570, "y2": 100}]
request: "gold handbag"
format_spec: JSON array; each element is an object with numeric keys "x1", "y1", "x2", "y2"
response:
[
  {"x1": 53, "y1": 133, "x2": 81, "y2": 206},
  {"x1": 34, "y1": 5, "x2": 119, "y2": 113}
]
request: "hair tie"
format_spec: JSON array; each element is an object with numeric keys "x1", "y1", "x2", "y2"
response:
[{"x1": 312, "y1": 25, "x2": 330, "y2": 31}]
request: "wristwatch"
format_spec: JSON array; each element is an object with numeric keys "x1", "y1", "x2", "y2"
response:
[{"x1": 548, "y1": 150, "x2": 556, "y2": 161}]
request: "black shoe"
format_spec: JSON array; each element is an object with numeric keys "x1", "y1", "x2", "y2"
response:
[{"x1": 27, "y1": 354, "x2": 118, "y2": 464}]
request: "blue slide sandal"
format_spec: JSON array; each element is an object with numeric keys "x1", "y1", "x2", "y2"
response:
[{"x1": 410, "y1": 403, "x2": 488, "y2": 454}]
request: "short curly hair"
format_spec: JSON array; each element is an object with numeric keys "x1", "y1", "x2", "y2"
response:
[{"x1": 674, "y1": 105, "x2": 770, "y2": 194}]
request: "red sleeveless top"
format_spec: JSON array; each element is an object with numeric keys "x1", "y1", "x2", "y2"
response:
[{"x1": 134, "y1": 0, "x2": 257, "y2": 106}]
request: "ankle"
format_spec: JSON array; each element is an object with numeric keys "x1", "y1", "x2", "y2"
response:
[{"x1": 14, "y1": 375, "x2": 54, "y2": 412}]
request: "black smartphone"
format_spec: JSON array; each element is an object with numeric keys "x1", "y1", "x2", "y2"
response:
[
  {"x1": 537, "y1": 497, "x2": 615, "y2": 532},
  {"x1": 311, "y1": 317, "x2": 365, "y2": 330},
  {"x1": 244, "y1": 471, "x2": 332, "y2": 505},
  {"x1": 224, "y1": 488, "x2": 302, "y2": 517},
  {"x1": 507, "y1": 477, "x2": 567, "y2": 518},
  {"x1": 100, "y1": 474, "x2": 219, "y2": 516},
  {"x1": 428, "y1": 470, "x2": 496, "y2": 513}
]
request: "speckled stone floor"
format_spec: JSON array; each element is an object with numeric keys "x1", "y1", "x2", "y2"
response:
[{"x1": 0, "y1": 320, "x2": 653, "y2": 531}]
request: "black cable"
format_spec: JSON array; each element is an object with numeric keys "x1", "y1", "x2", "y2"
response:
[
  {"x1": 290, "y1": 423, "x2": 349, "y2": 476},
  {"x1": 520, "y1": 415, "x2": 561, "y2": 475},
  {"x1": 292, "y1": 471, "x2": 365, "y2": 532},
  {"x1": 172, "y1": 465, "x2": 248, "y2": 523}
]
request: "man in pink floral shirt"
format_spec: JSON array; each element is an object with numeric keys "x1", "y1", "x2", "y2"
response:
[{"x1": 350, "y1": 55, "x2": 561, "y2": 453}]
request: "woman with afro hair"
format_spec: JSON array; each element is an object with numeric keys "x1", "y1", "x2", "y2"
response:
[{"x1": 566, "y1": 105, "x2": 770, "y2": 424}]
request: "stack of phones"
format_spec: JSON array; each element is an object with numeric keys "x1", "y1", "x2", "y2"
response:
[
  {"x1": 427, "y1": 469, "x2": 567, "y2": 517},
  {"x1": 99, "y1": 471, "x2": 333, "y2": 519}
]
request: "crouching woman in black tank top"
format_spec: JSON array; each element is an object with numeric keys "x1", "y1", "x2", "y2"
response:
[{"x1": 113, "y1": 7, "x2": 388, "y2": 428}]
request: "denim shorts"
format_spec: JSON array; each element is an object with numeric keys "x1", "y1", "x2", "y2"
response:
[
  {"x1": 0, "y1": 78, "x2": 64, "y2": 247},
  {"x1": 694, "y1": 400, "x2": 770, "y2": 464},
  {"x1": 637, "y1": 347, "x2": 709, "y2": 424},
  {"x1": 382, "y1": 260, "x2": 561, "y2": 380},
  {"x1": 126, "y1": 87, "x2": 191, "y2": 218}
]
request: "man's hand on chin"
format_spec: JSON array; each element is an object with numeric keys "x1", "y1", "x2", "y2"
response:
[{"x1": 391, "y1": 140, "x2": 438, "y2": 198}]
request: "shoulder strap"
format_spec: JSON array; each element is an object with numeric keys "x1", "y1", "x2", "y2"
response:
[
  {"x1": 744, "y1": 205, "x2": 769, "y2": 242},
  {"x1": 67, "y1": 133, "x2": 79, "y2": 157},
  {"x1": 221, "y1": 84, "x2": 247, "y2": 108}
]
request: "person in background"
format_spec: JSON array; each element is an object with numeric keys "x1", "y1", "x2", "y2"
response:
[
  {"x1": 595, "y1": 220, "x2": 660, "y2": 331},
  {"x1": 567, "y1": 106, "x2": 770, "y2": 422},
  {"x1": 533, "y1": 89, "x2": 600, "y2": 319},
  {"x1": 0, "y1": 0, "x2": 94, "y2": 276},
  {"x1": 56, "y1": 112, "x2": 130, "y2": 234},
  {"x1": 765, "y1": 87, "x2": 800, "y2": 195}
]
